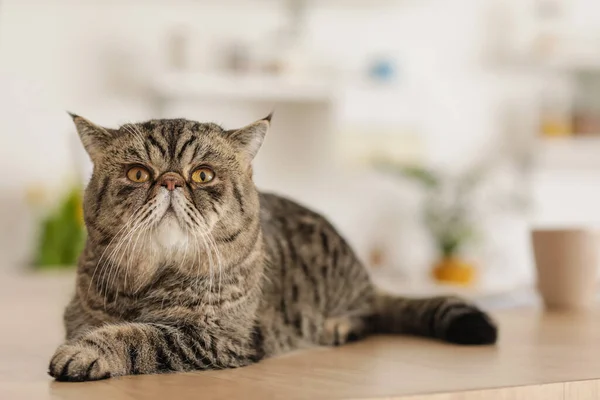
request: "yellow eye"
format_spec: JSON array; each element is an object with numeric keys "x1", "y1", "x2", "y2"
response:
[
  {"x1": 126, "y1": 166, "x2": 150, "y2": 183},
  {"x1": 191, "y1": 167, "x2": 215, "y2": 184}
]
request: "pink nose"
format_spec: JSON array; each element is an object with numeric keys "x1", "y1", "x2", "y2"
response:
[{"x1": 158, "y1": 172, "x2": 184, "y2": 191}]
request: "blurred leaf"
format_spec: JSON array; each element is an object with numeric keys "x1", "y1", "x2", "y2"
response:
[
  {"x1": 33, "y1": 186, "x2": 85, "y2": 269},
  {"x1": 375, "y1": 160, "x2": 440, "y2": 189}
]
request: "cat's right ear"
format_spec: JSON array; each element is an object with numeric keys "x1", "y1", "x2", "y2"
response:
[{"x1": 69, "y1": 113, "x2": 115, "y2": 162}]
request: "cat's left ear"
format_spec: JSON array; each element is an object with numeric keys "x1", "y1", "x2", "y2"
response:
[
  {"x1": 69, "y1": 112, "x2": 116, "y2": 163},
  {"x1": 225, "y1": 113, "x2": 272, "y2": 163}
]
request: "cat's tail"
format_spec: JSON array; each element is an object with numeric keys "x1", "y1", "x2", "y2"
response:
[{"x1": 370, "y1": 292, "x2": 498, "y2": 345}]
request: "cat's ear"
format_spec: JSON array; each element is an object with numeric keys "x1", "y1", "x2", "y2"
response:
[
  {"x1": 69, "y1": 112, "x2": 115, "y2": 162},
  {"x1": 225, "y1": 113, "x2": 272, "y2": 163}
]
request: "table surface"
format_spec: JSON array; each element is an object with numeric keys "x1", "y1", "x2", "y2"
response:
[{"x1": 2, "y1": 272, "x2": 600, "y2": 400}]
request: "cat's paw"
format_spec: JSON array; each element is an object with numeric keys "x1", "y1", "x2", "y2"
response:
[
  {"x1": 444, "y1": 308, "x2": 498, "y2": 345},
  {"x1": 322, "y1": 316, "x2": 366, "y2": 346},
  {"x1": 49, "y1": 343, "x2": 111, "y2": 382}
]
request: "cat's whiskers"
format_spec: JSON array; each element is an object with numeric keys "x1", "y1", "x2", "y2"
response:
[
  {"x1": 131, "y1": 123, "x2": 148, "y2": 146},
  {"x1": 202, "y1": 222, "x2": 224, "y2": 301},
  {"x1": 102, "y1": 214, "x2": 146, "y2": 305},
  {"x1": 188, "y1": 200, "x2": 224, "y2": 303},
  {"x1": 122, "y1": 124, "x2": 147, "y2": 151},
  {"x1": 97, "y1": 214, "x2": 147, "y2": 306},
  {"x1": 117, "y1": 197, "x2": 166, "y2": 294},
  {"x1": 178, "y1": 196, "x2": 217, "y2": 298},
  {"x1": 121, "y1": 206, "x2": 156, "y2": 294},
  {"x1": 187, "y1": 228, "x2": 203, "y2": 304},
  {"x1": 169, "y1": 194, "x2": 199, "y2": 300},
  {"x1": 87, "y1": 210, "x2": 139, "y2": 296},
  {"x1": 176, "y1": 224, "x2": 192, "y2": 300},
  {"x1": 101, "y1": 198, "x2": 158, "y2": 305},
  {"x1": 195, "y1": 227, "x2": 215, "y2": 296}
]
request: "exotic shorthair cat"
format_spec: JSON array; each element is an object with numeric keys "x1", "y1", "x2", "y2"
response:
[{"x1": 49, "y1": 114, "x2": 497, "y2": 382}]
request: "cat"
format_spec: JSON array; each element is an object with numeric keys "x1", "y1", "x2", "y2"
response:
[{"x1": 49, "y1": 114, "x2": 497, "y2": 382}]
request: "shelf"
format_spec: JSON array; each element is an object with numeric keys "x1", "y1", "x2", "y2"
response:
[
  {"x1": 535, "y1": 136, "x2": 600, "y2": 170},
  {"x1": 151, "y1": 72, "x2": 341, "y2": 103},
  {"x1": 497, "y1": 56, "x2": 600, "y2": 73}
]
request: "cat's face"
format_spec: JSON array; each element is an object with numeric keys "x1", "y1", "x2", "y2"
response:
[{"x1": 74, "y1": 115, "x2": 269, "y2": 277}]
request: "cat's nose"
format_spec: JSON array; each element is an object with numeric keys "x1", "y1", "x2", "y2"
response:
[{"x1": 158, "y1": 172, "x2": 184, "y2": 191}]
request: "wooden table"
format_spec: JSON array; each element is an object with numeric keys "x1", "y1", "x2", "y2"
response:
[{"x1": 1, "y1": 272, "x2": 600, "y2": 400}]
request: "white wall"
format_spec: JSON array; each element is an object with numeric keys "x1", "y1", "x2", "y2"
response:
[
  {"x1": 0, "y1": 0, "x2": 516, "y2": 183},
  {"x1": 0, "y1": 0, "x2": 541, "y2": 287}
]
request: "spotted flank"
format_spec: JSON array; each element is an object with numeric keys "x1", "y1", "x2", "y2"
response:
[{"x1": 49, "y1": 115, "x2": 497, "y2": 382}]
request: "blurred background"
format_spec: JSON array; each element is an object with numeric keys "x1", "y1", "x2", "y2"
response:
[{"x1": 2, "y1": 0, "x2": 600, "y2": 305}]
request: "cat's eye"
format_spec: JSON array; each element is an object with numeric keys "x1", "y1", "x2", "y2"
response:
[
  {"x1": 126, "y1": 166, "x2": 150, "y2": 183},
  {"x1": 191, "y1": 167, "x2": 215, "y2": 184}
]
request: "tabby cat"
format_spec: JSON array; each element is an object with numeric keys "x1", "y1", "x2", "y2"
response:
[{"x1": 49, "y1": 114, "x2": 497, "y2": 382}]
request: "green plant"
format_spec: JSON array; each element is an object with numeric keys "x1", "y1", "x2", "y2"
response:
[
  {"x1": 377, "y1": 161, "x2": 510, "y2": 260},
  {"x1": 34, "y1": 186, "x2": 86, "y2": 268}
]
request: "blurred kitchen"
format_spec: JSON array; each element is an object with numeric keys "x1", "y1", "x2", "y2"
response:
[{"x1": 1, "y1": 0, "x2": 600, "y2": 307}]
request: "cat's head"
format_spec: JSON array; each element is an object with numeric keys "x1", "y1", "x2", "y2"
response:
[{"x1": 73, "y1": 114, "x2": 270, "y2": 275}]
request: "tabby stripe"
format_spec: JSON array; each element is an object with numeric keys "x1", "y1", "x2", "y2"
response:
[
  {"x1": 232, "y1": 183, "x2": 245, "y2": 214},
  {"x1": 203, "y1": 149, "x2": 216, "y2": 160},
  {"x1": 184, "y1": 182, "x2": 202, "y2": 211},
  {"x1": 184, "y1": 208, "x2": 199, "y2": 226},
  {"x1": 85, "y1": 359, "x2": 99, "y2": 379},
  {"x1": 283, "y1": 220, "x2": 320, "y2": 304},
  {"x1": 275, "y1": 238, "x2": 290, "y2": 324},
  {"x1": 219, "y1": 228, "x2": 242, "y2": 243},
  {"x1": 419, "y1": 302, "x2": 444, "y2": 337},
  {"x1": 153, "y1": 334, "x2": 176, "y2": 372},
  {"x1": 208, "y1": 334, "x2": 219, "y2": 362},
  {"x1": 143, "y1": 140, "x2": 152, "y2": 159},
  {"x1": 154, "y1": 344, "x2": 174, "y2": 372},
  {"x1": 177, "y1": 136, "x2": 196, "y2": 160},
  {"x1": 60, "y1": 352, "x2": 80, "y2": 377},
  {"x1": 180, "y1": 328, "x2": 213, "y2": 369},
  {"x1": 148, "y1": 134, "x2": 166, "y2": 157},
  {"x1": 320, "y1": 230, "x2": 330, "y2": 253},
  {"x1": 139, "y1": 203, "x2": 159, "y2": 223},
  {"x1": 156, "y1": 325, "x2": 203, "y2": 370},
  {"x1": 293, "y1": 315, "x2": 302, "y2": 334},
  {"x1": 436, "y1": 301, "x2": 466, "y2": 328},
  {"x1": 185, "y1": 206, "x2": 209, "y2": 232},
  {"x1": 333, "y1": 326, "x2": 341, "y2": 346},
  {"x1": 250, "y1": 325, "x2": 265, "y2": 362},
  {"x1": 218, "y1": 214, "x2": 259, "y2": 245},
  {"x1": 95, "y1": 176, "x2": 110, "y2": 216},
  {"x1": 291, "y1": 284, "x2": 299, "y2": 302},
  {"x1": 320, "y1": 265, "x2": 328, "y2": 281},
  {"x1": 168, "y1": 128, "x2": 178, "y2": 159},
  {"x1": 128, "y1": 345, "x2": 139, "y2": 374},
  {"x1": 300, "y1": 260, "x2": 320, "y2": 304},
  {"x1": 285, "y1": 230, "x2": 300, "y2": 265},
  {"x1": 141, "y1": 121, "x2": 155, "y2": 131},
  {"x1": 438, "y1": 305, "x2": 472, "y2": 336},
  {"x1": 117, "y1": 185, "x2": 136, "y2": 197},
  {"x1": 204, "y1": 186, "x2": 224, "y2": 204},
  {"x1": 331, "y1": 247, "x2": 339, "y2": 267},
  {"x1": 82, "y1": 339, "x2": 108, "y2": 356},
  {"x1": 126, "y1": 148, "x2": 143, "y2": 159},
  {"x1": 191, "y1": 144, "x2": 201, "y2": 162}
]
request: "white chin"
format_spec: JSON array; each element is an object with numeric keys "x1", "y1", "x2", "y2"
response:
[{"x1": 155, "y1": 212, "x2": 187, "y2": 249}]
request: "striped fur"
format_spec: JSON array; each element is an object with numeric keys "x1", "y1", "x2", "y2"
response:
[{"x1": 49, "y1": 115, "x2": 497, "y2": 382}]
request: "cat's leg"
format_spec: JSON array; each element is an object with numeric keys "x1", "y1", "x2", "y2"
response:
[
  {"x1": 49, "y1": 322, "x2": 260, "y2": 381},
  {"x1": 372, "y1": 294, "x2": 497, "y2": 345}
]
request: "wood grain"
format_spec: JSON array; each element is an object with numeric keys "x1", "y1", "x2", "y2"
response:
[{"x1": 1, "y1": 272, "x2": 599, "y2": 400}]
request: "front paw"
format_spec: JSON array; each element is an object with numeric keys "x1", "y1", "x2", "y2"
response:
[{"x1": 49, "y1": 343, "x2": 111, "y2": 382}]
